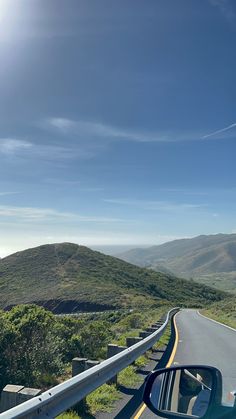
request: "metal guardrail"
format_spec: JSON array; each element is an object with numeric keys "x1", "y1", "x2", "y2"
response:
[{"x1": 0, "y1": 307, "x2": 179, "y2": 419}]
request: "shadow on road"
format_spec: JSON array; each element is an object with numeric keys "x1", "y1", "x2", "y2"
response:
[
  {"x1": 114, "y1": 382, "x2": 146, "y2": 419},
  {"x1": 113, "y1": 320, "x2": 177, "y2": 419}
]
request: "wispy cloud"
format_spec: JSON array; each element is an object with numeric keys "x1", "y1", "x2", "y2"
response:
[
  {"x1": 0, "y1": 191, "x2": 21, "y2": 197},
  {"x1": 43, "y1": 178, "x2": 103, "y2": 191},
  {"x1": 46, "y1": 117, "x2": 199, "y2": 144},
  {"x1": 44, "y1": 178, "x2": 81, "y2": 186},
  {"x1": 49, "y1": 118, "x2": 76, "y2": 133},
  {"x1": 209, "y1": 0, "x2": 236, "y2": 22},
  {"x1": 48, "y1": 116, "x2": 236, "y2": 147},
  {"x1": 201, "y1": 122, "x2": 236, "y2": 139},
  {"x1": 0, "y1": 139, "x2": 32, "y2": 155},
  {"x1": 0, "y1": 137, "x2": 92, "y2": 160},
  {"x1": 104, "y1": 198, "x2": 207, "y2": 212},
  {"x1": 160, "y1": 188, "x2": 209, "y2": 196},
  {"x1": 0, "y1": 206, "x2": 71, "y2": 220},
  {"x1": 33, "y1": 144, "x2": 92, "y2": 160},
  {"x1": 47, "y1": 117, "x2": 158, "y2": 142},
  {"x1": 0, "y1": 205, "x2": 125, "y2": 223},
  {"x1": 51, "y1": 116, "x2": 236, "y2": 145}
]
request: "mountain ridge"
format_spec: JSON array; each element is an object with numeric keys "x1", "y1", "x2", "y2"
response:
[
  {"x1": 0, "y1": 242, "x2": 226, "y2": 313},
  {"x1": 117, "y1": 233, "x2": 236, "y2": 292}
]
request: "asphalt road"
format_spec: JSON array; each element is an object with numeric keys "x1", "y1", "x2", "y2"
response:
[{"x1": 136, "y1": 309, "x2": 236, "y2": 419}]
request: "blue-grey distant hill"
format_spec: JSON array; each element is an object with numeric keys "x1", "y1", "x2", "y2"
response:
[{"x1": 117, "y1": 234, "x2": 236, "y2": 292}]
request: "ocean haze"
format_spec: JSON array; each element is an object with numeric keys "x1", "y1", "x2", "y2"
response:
[{"x1": 91, "y1": 244, "x2": 152, "y2": 256}]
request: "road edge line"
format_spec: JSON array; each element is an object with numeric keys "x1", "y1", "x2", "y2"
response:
[
  {"x1": 166, "y1": 312, "x2": 179, "y2": 367},
  {"x1": 197, "y1": 310, "x2": 236, "y2": 332},
  {"x1": 133, "y1": 312, "x2": 180, "y2": 419}
]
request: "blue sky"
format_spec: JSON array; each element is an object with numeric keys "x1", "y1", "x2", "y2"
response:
[{"x1": 0, "y1": 0, "x2": 236, "y2": 256}]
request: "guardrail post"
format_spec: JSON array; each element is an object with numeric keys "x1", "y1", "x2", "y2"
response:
[
  {"x1": 139, "y1": 331, "x2": 152, "y2": 338},
  {"x1": 126, "y1": 337, "x2": 143, "y2": 347},
  {"x1": 107, "y1": 344, "x2": 119, "y2": 358},
  {"x1": 71, "y1": 357, "x2": 89, "y2": 414},
  {"x1": 153, "y1": 324, "x2": 162, "y2": 328},
  {"x1": 0, "y1": 385, "x2": 24, "y2": 412},
  {"x1": 85, "y1": 360, "x2": 100, "y2": 370},
  {"x1": 106, "y1": 344, "x2": 127, "y2": 384},
  {"x1": 72, "y1": 357, "x2": 88, "y2": 377},
  {"x1": 126, "y1": 337, "x2": 144, "y2": 366},
  {"x1": 71, "y1": 358, "x2": 97, "y2": 414},
  {"x1": 0, "y1": 385, "x2": 41, "y2": 413},
  {"x1": 117, "y1": 345, "x2": 127, "y2": 352},
  {"x1": 146, "y1": 327, "x2": 158, "y2": 333},
  {"x1": 17, "y1": 388, "x2": 42, "y2": 404}
]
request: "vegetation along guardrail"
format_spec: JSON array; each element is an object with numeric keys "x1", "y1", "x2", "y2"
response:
[{"x1": 0, "y1": 307, "x2": 179, "y2": 419}]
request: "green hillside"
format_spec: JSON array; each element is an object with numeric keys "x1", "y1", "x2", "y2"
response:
[
  {"x1": 203, "y1": 297, "x2": 236, "y2": 329},
  {"x1": 118, "y1": 234, "x2": 236, "y2": 292},
  {"x1": 0, "y1": 243, "x2": 227, "y2": 313}
]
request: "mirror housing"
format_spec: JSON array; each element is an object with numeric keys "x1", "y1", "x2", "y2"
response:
[{"x1": 143, "y1": 365, "x2": 223, "y2": 418}]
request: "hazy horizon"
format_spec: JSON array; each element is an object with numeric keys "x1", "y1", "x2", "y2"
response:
[
  {"x1": 1, "y1": 231, "x2": 235, "y2": 258},
  {"x1": 0, "y1": 238, "x2": 179, "y2": 258}
]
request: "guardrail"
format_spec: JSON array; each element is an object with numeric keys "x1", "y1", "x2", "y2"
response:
[{"x1": 0, "y1": 307, "x2": 179, "y2": 419}]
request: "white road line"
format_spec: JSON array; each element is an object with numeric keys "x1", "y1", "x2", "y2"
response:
[{"x1": 197, "y1": 310, "x2": 236, "y2": 332}]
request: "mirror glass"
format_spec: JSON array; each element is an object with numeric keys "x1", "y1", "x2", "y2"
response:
[{"x1": 149, "y1": 367, "x2": 213, "y2": 417}]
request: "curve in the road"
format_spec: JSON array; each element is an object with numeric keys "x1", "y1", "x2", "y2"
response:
[
  {"x1": 133, "y1": 312, "x2": 179, "y2": 419},
  {"x1": 134, "y1": 309, "x2": 236, "y2": 419}
]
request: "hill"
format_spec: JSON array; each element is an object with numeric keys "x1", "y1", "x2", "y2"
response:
[
  {"x1": 117, "y1": 234, "x2": 236, "y2": 292},
  {"x1": 0, "y1": 242, "x2": 226, "y2": 313},
  {"x1": 203, "y1": 297, "x2": 236, "y2": 329}
]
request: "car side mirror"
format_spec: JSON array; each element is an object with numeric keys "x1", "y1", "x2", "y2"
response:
[{"x1": 143, "y1": 365, "x2": 222, "y2": 418}]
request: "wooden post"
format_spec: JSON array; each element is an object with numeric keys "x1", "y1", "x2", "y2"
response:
[
  {"x1": 18, "y1": 388, "x2": 41, "y2": 404},
  {"x1": 139, "y1": 331, "x2": 151, "y2": 338},
  {"x1": 85, "y1": 360, "x2": 100, "y2": 370},
  {"x1": 126, "y1": 337, "x2": 143, "y2": 347},
  {"x1": 106, "y1": 344, "x2": 127, "y2": 385},
  {"x1": 72, "y1": 357, "x2": 88, "y2": 377},
  {"x1": 0, "y1": 385, "x2": 41, "y2": 413},
  {"x1": 146, "y1": 327, "x2": 158, "y2": 333}
]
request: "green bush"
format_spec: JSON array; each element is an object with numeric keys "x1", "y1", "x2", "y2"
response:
[
  {"x1": 79, "y1": 321, "x2": 114, "y2": 359},
  {"x1": 0, "y1": 305, "x2": 64, "y2": 389}
]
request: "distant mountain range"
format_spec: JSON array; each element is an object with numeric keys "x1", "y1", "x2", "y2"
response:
[
  {"x1": 117, "y1": 234, "x2": 236, "y2": 292},
  {"x1": 0, "y1": 242, "x2": 226, "y2": 313}
]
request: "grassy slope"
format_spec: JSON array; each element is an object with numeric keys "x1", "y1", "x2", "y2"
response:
[
  {"x1": 0, "y1": 242, "x2": 227, "y2": 311},
  {"x1": 118, "y1": 234, "x2": 236, "y2": 292},
  {"x1": 202, "y1": 297, "x2": 236, "y2": 329}
]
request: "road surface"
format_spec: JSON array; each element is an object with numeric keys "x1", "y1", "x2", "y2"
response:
[{"x1": 136, "y1": 309, "x2": 236, "y2": 418}]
